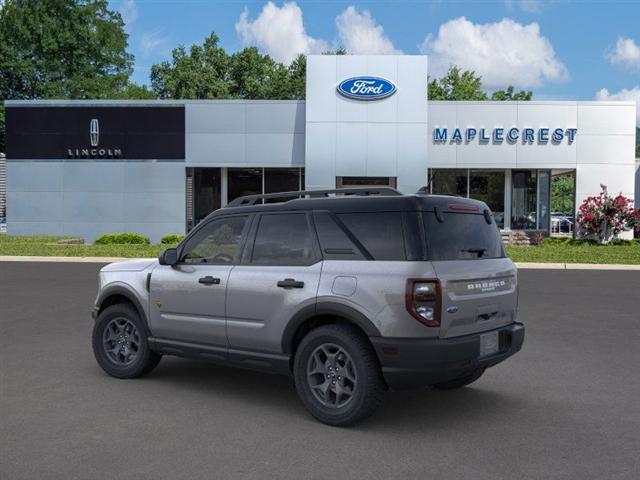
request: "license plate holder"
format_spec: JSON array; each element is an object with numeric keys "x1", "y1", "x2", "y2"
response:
[{"x1": 480, "y1": 331, "x2": 499, "y2": 357}]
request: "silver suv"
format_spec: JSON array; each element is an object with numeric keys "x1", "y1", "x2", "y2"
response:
[{"x1": 92, "y1": 188, "x2": 524, "y2": 426}]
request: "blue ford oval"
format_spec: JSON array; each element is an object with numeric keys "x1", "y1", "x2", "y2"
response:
[{"x1": 337, "y1": 76, "x2": 397, "y2": 100}]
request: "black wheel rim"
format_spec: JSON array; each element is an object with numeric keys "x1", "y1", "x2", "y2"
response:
[
  {"x1": 103, "y1": 317, "x2": 141, "y2": 366},
  {"x1": 306, "y1": 343, "x2": 357, "y2": 409}
]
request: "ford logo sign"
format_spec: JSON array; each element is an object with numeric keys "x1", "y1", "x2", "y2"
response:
[
  {"x1": 446, "y1": 306, "x2": 459, "y2": 314},
  {"x1": 337, "y1": 76, "x2": 397, "y2": 101}
]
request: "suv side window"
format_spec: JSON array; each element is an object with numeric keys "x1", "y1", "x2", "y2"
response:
[
  {"x1": 251, "y1": 213, "x2": 318, "y2": 266},
  {"x1": 336, "y1": 212, "x2": 406, "y2": 261},
  {"x1": 181, "y1": 216, "x2": 248, "y2": 264}
]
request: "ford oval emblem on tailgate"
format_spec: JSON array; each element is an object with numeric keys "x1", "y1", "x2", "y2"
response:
[{"x1": 447, "y1": 306, "x2": 459, "y2": 314}]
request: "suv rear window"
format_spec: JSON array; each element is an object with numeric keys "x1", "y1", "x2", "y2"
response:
[{"x1": 423, "y1": 212, "x2": 504, "y2": 260}]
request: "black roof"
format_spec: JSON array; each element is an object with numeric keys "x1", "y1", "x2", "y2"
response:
[{"x1": 214, "y1": 193, "x2": 490, "y2": 217}]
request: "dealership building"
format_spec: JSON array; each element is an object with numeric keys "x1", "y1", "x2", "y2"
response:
[{"x1": 3, "y1": 55, "x2": 638, "y2": 242}]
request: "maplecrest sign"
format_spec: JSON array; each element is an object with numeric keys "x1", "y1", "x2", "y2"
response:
[{"x1": 433, "y1": 127, "x2": 577, "y2": 144}]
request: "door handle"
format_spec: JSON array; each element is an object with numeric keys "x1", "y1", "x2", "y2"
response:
[
  {"x1": 198, "y1": 276, "x2": 221, "y2": 285},
  {"x1": 277, "y1": 278, "x2": 304, "y2": 288}
]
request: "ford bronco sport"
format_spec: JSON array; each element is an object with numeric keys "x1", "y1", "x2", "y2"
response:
[{"x1": 92, "y1": 188, "x2": 524, "y2": 426}]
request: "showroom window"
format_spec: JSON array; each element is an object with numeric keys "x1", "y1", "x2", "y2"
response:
[
  {"x1": 228, "y1": 168, "x2": 304, "y2": 204},
  {"x1": 336, "y1": 176, "x2": 397, "y2": 188}
]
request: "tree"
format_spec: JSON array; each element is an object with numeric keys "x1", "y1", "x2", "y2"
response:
[
  {"x1": 428, "y1": 66, "x2": 533, "y2": 102},
  {"x1": 288, "y1": 54, "x2": 306, "y2": 100},
  {"x1": 0, "y1": 0, "x2": 139, "y2": 151},
  {"x1": 551, "y1": 174, "x2": 575, "y2": 213},
  {"x1": 491, "y1": 86, "x2": 533, "y2": 101},
  {"x1": 428, "y1": 67, "x2": 487, "y2": 101},
  {"x1": 150, "y1": 33, "x2": 230, "y2": 99}
]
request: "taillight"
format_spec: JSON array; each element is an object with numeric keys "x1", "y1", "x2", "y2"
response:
[{"x1": 405, "y1": 279, "x2": 441, "y2": 327}]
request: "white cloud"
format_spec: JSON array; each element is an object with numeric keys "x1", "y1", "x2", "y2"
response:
[
  {"x1": 595, "y1": 86, "x2": 640, "y2": 124},
  {"x1": 420, "y1": 17, "x2": 568, "y2": 88},
  {"x1": 605, "y1": 37, "x2": 640, "y2": 70},
  {"x1": 235, "y1": 1, "x2": 327, "y2": 64},
  {"x1": 140, "y1": 30, "x2": 168, "y2": 56},
  {"x1": 119, "y1": 0, "x2": 138, "y2": 33},
  {"x1": 335, "y1": 6, "x2": 401, "y2": 55},
  {"x1": 504, "y1": 0, "x2": 542, "y2": 14}
]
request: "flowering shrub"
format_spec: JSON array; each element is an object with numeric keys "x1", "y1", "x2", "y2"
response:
[{"x1": 577, "y1": 185, "x2": 639, "y2": 244}]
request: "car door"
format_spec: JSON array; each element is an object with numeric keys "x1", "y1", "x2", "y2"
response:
[
  {"x1": 148, "y1": 214, "x2": 250, "y2": 347},
  {"x1": 226, "y1": 212, "x2": 322, "y2": 354}
]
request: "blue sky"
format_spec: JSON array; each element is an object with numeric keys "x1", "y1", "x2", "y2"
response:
[{"x1": 113, "y1": 0, "x2": 640, "y2": 120}]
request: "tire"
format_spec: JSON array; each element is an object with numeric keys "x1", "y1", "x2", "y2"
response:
[
  {"x1": 92, "y1": 303, "x2": 161, "y2": 379},
  {"x1": 432, "y1": 368, "x2": 485, "y2": 390},
  {"x1": 293, "y1": 324, "x2": 386, "y2": 426}
]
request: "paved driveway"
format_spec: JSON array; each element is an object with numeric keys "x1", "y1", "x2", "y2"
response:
[{"x1": 1, "y1": 262, "x2": 639, "y2": 479}]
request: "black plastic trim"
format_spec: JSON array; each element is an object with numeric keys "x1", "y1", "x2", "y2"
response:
[
  {"x1": 94, "y1": 285, "x2": 151, "y2": 337},
  {"x1": 281, "y1": 302, "x2": 382, "y2": 354}
]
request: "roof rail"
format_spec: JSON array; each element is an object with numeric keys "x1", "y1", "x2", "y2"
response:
[{"x1": 226, "y1": 187, "x2": 403, "y2": 207}]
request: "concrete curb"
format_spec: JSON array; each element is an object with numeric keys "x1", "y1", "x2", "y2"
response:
[
  {"x1": 514, "y1": 262, "x2": 640, "y2": 270},
  {"x1": 1, "y1": 256, "x2": 639, "y2": 270}
]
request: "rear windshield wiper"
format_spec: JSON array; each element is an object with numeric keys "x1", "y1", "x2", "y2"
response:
[{"x1": 461, "y1": 248, "x2": 487, "y2": 258}]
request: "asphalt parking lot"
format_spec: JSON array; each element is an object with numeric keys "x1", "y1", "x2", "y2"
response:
[{"x1": 1, "y1": 262, "x2": 639, "y2": 480}]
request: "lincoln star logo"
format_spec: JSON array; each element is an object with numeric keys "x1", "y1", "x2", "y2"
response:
[
  {"x1": 337, "y1": 76, "x2": 397, "y2": 100},
  {"x1": 67, "y1": 117, "x2": 122, "y2": 158},
  {"x1": 90, "y1": 118, "x2": 99, "y2": 147}
]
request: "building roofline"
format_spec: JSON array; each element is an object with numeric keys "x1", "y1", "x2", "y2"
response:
[
  {"x1": 427, "y1": 100, "x2": 636, "y2": 106},
  {"x1": 3, "y1": 99, "x2": 305, "y2": 107}
]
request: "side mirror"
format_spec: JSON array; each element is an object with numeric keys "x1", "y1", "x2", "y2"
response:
[{"x1": 159, "y1": 247, "x2": 178, "y2": 266}]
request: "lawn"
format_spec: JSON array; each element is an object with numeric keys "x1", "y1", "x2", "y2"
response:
[{"x1": 1, "y1": 235, "x2": 639, "y2": 264}]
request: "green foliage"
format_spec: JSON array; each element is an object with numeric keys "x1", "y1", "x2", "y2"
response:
[
  {"x1": 491, "y1": 86, "x2": 533, "y2": 101},
  {"x1": 428, "y1": 67, "x2": 533, "y2": 102},
  {"x1": 0, "y1": 0, "x2": 138, "y2": 151},
  {"x1": 551, "y1": 174, "x2": 575, "y2": 213},
  {"x1": 507, "y1": 240, "x2": 640, "y2": 264},
  {"x1": 428, "y1": 67, "x2": 487, "y2": 101},
  {"x1": 95, "y1": 233, "x2": 150, "y2": 245},
  {"x1": 160, "y1": 234, "x2": 184, "y2": 245}
]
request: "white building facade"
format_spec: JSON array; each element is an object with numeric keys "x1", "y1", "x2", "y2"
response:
[{"x1": 3, "y1": 54, "x2": 637, "y2": 241}]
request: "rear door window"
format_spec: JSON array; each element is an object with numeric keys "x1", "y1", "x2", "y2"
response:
[
  {"x1": 336, "y1": 212, "x2": 406, "y2": 260},
  {"x1": 251, "y1": 213, "x2": 319, "y2": 266},
  {"x1": 423, "y1": 212, "x2": 504, "y2": 260}
]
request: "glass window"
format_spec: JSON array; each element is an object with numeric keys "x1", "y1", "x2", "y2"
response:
[
  {"x1": 424, "y1": 212, "x2": 504, "y2": 261},
  {"x1": 537, "y1": 170, "x2": 551, "y2": 231},
  {"x1": 337, "y1": 177, "x2": 397, "y2": 188},
  {"x1": 313, "y1": 212, "x2": 366, "y2": 260},
  {"x1": 182, "y1": 216, "x2": 247, "y2": 264},
  {"x1": 469, "y1": 170, "x2": 505, "y2": 229},
  {"x1": 511, "y1": 170, "x2": 537, "y2": 230},
  {"x1": 228, "y1": 168, "x2": 262, "y2": 203},
  {"x1": 264, "y1": 168, "x2": 301, "y2": 203},
  {"x1": 337, "y1": 212, "x2": 406, "y2": 260},
  {"x1": 251, "y1": 214, "x2": 317, "y2": 266},
  {"x1": 430, "y1": 169, "x2": 468, "y2": 197},
  {"x1": 193, "y1": 168, "x2": 221, "y2": 225}
]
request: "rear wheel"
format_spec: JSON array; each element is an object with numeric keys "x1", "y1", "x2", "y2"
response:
[
  {"x1": 92, "y1": 303, "x2": 161, "y2": 379},
  {"x1": 432, "y1": 368, "x2": 485, "y2": 390},
  {"x1": 293, "y1": 324, "x2": 386, "y2": 426}
]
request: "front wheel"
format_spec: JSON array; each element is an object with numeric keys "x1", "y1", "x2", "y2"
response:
[
  {"x1": 293, "y1": 324, "x2": 386, "y2": 426},
  {"x1": 92, "y1": 303, "x2": 161, "y2": 379}
]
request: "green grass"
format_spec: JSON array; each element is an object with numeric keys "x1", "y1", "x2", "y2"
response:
[
  {"x1": 1, "y1": 235, "x2": 639, "y2": 264},
  {"x1": 0, "y1": 235, "x2": 170, "y2": 258},
  {"x1": 507, "y1": 238, "x2": 640, "y2": 264}
]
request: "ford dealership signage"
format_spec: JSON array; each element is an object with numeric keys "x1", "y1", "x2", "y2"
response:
[
  {"x1": 433, "y1": 127, "x2": 577, "y2": 145},
  {"x1": 337, "y1": 77, "x2": 397, "y2": 100}
]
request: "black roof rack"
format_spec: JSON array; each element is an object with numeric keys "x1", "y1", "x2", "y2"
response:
[{"x1": 225, "y1": 187, "x2": 403, "y2": 207}]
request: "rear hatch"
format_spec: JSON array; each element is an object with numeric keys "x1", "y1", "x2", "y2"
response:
[{"x1": 423, "y1": 208, "x2": 517, "y2": 339}]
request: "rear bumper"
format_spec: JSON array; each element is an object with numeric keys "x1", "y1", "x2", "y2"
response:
[{"x1": 370, "y1": 322, "x2": 525, "y2": 391}]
